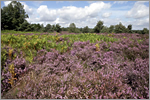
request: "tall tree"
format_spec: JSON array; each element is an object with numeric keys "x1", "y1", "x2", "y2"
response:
[
  {"x1": 52, "y1": 25, "x2": 56, "y2": 31},
  {"x1": 16, "y1": 20, "x2": 30, "y2": 31},
  {"x1": 55, "y1": 24, "x2": 61, "y2": 32},
  {"x1": 109, "y1": 25, "x2": 115, "y2": 33},
  {"x1": 69, "y1": 23, "x2": 76, "y2": 33},
  {"x1": 127, "y1": 24, "x2": 132, "y2": 33},
  {"x1": 94, "y1": 20, "x2": 104, "y2": 33},
  {"x1": 45, "y1": 24, "x2": 52, "y2": 32},
  {"x1": 82, "y1": 26, "x2": 89, "y2": 33},
  {"x1": 142, "y1": 28, "x2": 149, "y2": 34},
  {"x1": 1, "y1": 1, "x2": 28, "y2": 30},
  {"x1": 114, "y1": 22, "x2": 127, "y2": 33},
  {"x1": 101, "y1": 26, "x2": 109, "y2": 33}
]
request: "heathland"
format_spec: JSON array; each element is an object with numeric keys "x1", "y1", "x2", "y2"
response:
[{"x1": 1, "y1": 30, "x2": 149, "y2": 99}]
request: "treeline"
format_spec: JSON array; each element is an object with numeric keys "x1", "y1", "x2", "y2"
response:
[
  {"x1": 1, "y1": 1, "x2": 149, "y2": 34},
  {"x1": 65, "y1": 21, "x2": 149, "y2": 34}
]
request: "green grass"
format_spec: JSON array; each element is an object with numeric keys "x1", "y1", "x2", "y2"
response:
[
  {"x1": 1, "y1": 30, "x2": 51, "y2": 34},
  {"x1": 61, "y1": 33, "x2": 119, "y2": 43}
]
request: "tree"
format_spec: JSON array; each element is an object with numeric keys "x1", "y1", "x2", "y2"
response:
[
  {"x1": 69, "y1": 23, "x2": 76, "y2": 33},
  {"x1": 114, "y1": 22, "x2": 127, "y2": 33},
  {"x1": 1, "y1": 8, "x2": 9, "y2": 30},
  {"x1": 101, "y1": 26, "x2": 109, "y2": 33},
  {"x1": 16, "y1": 20, "x2": 30, "y2": 31},
  {"x1": 132, "y1": 30, "x2": 142, "y2": 34},
  {"x1": 61, "y1": 27, "x2": 68, "y2": 31},
  {"x1": 29, "y1": 23, "x2": 43, "y2": 32},
  {"x1": 82, "y1": 26, "x2": 89, "y2": 33},
  {"x1": 89, "y1": 28, "x2": 94, "y2": 33},
  {"x1": 52, "y1": 25, "x2": 56, "y2": 31},
  {"x1": 40, "y1": 24, "x2": 46, "y2": 32},
  {"x1": 79, "y1": 28, "x2": 83, "y2": 32},
  {"x1": 94, "y1": 20, "x2": 104, "y2": 33},
  {"x1": 75, "y1": 28, "x2": 81, "y2": 33},
  {"x1": 45, "y1": 24, "x2": 52, "y2": 32},
  {"x1": 142, "y1": 28, "x2": 149, "y2": 34},
  {"x1": 1, "y1": 1, "x2": 28, "y2": 30},
  {"x1": 109, "y1": 25, "x2": 115, "y2": 33},
  {"x1": 127, "y1": 24, "x2": 132, "y2": 33},
  {"x1": 55, "y1": 24, "x2": 61, "y2": 32},
  {"x1": 35, "y1": 24, "x2": 43, "y2": 32}
]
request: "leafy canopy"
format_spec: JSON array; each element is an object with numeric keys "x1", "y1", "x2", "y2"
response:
[{"x1": 1, "y1": 1, "x2": 28, "y2": 30}]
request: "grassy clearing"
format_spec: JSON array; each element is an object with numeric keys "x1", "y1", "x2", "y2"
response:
[{"x1": 1, "y1": 30, "x2": 43, "y2": 34}]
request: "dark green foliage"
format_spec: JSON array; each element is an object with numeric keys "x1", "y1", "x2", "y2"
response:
[
  {"x1": 89, "y1": 28, "x2": 94, "y2": 33},
  {"x1": 61, "y1": 27, "x2": 68, "y2": 31},
  {"x1": 114, "y1": 22, "x2": 127, "y2": 33},
  {"x1": 45, "y1": 24, "x2": 52, "y2": 32},
  {"x1": 35, "y1": 24, "x2": 43, "y2": 32},
  {"x1": 82, "y1": 26, "x2": 89, "y2": 33},
  {"x1": 25, "y1": 24, "x2": 34, "y2": 32},
  {"x1": 109, "y1": 25, "x2": 115, "y2": 33},
  {"x1": 37, "y1": 24, "x2": 62, "y2": 33},
  {"x1": 94, "y1": 20, "x2": 104, "y2": 33},
  {"x1": 75, "y1": 28, "x2": 81, "y2": 33},
  {"x1": 55, "y1": 24, "x2": 61, "y2": 32},
  {"x1": 16, "y1": 20, "x2": 30, "y2": 31},
  {"x1": 79, "y1": 28, "x2": 83, "y2": 32},
  {"x1": 52, "y1": 25, "x2": 56, "y2": 31},
  {"x1": 132, "y1": 30, "x2": 142, "y2": 34},
  {"x1": 1, "y1": 1, "x2": 28, "y2": 30},
  {"x1": 101, "y1": 26, "x2": 109, "y2": 33},
  {"x1": 142, "y1": 28, "x2": 149, "y2": 34},
  {"x1": 69, "y1": 23, "x2": 76, "y2": 33},
  {"x1": 127, "y1": 24, "x2": 132, "y2": 33}
]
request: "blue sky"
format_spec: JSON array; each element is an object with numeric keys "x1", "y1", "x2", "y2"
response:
[{"x1": 1, "y1": 1, "x2": 149, "y2": 30}]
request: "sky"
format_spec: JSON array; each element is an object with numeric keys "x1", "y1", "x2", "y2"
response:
[{"x1": 1, "y1": 1, "x2": 149, "y2": 30}]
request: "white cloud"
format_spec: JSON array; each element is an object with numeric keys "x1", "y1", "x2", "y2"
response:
[
  {"x1": 135, "y1": 18, "x2": 149, "y2": 26},
  {"x1": 113, "y1": 1, "x2": 128, "y2": 4},
  {"x1": 132, "y1": 17, "x2": 149, "y2": 30},
  {"x1": 57, "y1": 6, "x2": 87, "y2": 21},
  {"x1": 126, "y1": 1, "x2": 149, "y2": 19},
  {"x1": 20, "y1": 2, "x2": 33, "y2": 15},
  {"x1": 88, "y1": 2, "x2": 111, "y2": 15},
  {"x1": 54, "y1": 18, "x2": 65, "y2": 24},
  {"x1": 102, "y1": 12, "x2": 111, "y2": 18},
  {"x1": 101, "y1": 18, "x2": 121, "y2": 26},
  {"x1": 26, "y1": 16, "x2": 40, "y2": 23},
  {"x1": 4, "y1": 1, "x2": 147, "y2": 30},
  {"x1": 57, "y1": 1, "x2": 111, "y2": 22},
  {"x1": 4, "y1": 1, "x2": 11, "y2": 6},
  {"x1": 37, "y1": 5, "x2": 57, "y2": 21},
  {"x1": 31, "y1": 1, "x2": 111, "y2": 27}
]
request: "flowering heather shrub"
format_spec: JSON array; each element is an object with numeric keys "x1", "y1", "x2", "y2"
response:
[
  {"x1": 1, "y1": 47, "x2": 30, "y2": 96},
  {"x1": 1, "y1": 33, "x2": 149, "y2": 99},
  {"x1": 109, "y1": 37, "x2": 149, "y2": 61},
  {"x1": 121, "y1": 58, "x2": 149, "y2": 98}
]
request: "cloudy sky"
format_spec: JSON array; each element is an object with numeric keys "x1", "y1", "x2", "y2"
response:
[{"x1": 1, "y1": 1, "x2": 149, "y2": 30}]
